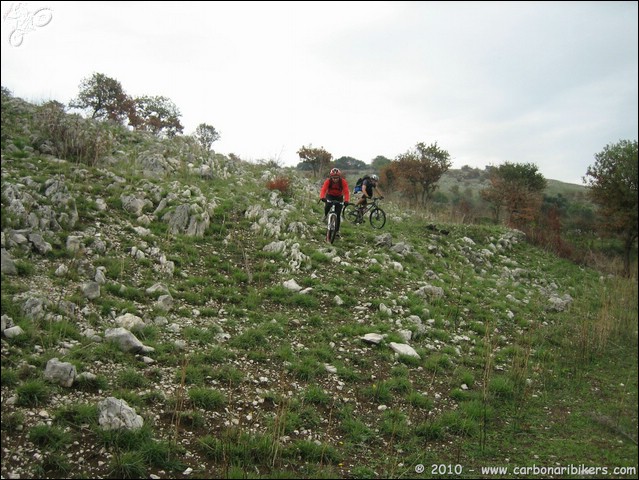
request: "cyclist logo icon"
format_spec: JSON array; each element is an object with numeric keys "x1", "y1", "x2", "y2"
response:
[{"x1": 3, "y1": 2, "x2": 53, "y2": 47}]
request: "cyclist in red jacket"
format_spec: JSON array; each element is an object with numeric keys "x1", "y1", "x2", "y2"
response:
[{"x1": 320, "y1": 168, "x2": 350, "y2": 238}]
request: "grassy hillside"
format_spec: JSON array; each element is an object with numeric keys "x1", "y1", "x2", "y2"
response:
[
  {"x1": 338, "y1": 166, "x2": 589, "y2": 204},
  {"x1": 1, "y1": 95, "x2": 637, "y2": 479}
]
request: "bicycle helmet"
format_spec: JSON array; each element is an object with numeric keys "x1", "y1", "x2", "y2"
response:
[
  {"x1": 371, "y1": 174, "x2": 379, "y2": 181},
  {"x1": 330, "y1": 168, "x2": 341, "y2": 177}
]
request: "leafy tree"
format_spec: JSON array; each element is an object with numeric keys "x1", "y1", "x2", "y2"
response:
[
  {"x1": 390, "y1": 142, "x2": 452, "y2": 205},
  {"x1": 132, "y1": 95, "x2": 184, "y2": 137},
  {"x1": 69, "y1": 73, "x2": 134, "y2": 124},
  {"x1": 565, "y1": 202, "x2": 596, "y2": 235},
  {"x1": 195, "y1": 123, "x2": 221, "y2": 151},
  {"x1": 295, "y1": 161, "x2": 313, "y2": 171},
  {"x1": 371, "y1": 155, "x2": 391, "y2": 170},
  {"x1": 584, "y1": 139, "x2": 638, "y2": 276},
  {"x1": 480, "y1": 162, "x2": 546, "y2": 226},
  {"x1": 380, "y1": 162, "x2": 398, "y2": 192},
  {"x1": 334, "y1": 156, "x2": 366, "y2": 170},
  {"x1": 381, "y1": 160, "x2": 417, "y2": 202},
  {"x1": 480, "y1": 174, "x2": 505, "y2": 223},
  {"x1": 460, "y1": 164, "x2": 483, "y2": 179},
  {"x1": 296, "y1": 145, "x2": 332, "y2": 178}
]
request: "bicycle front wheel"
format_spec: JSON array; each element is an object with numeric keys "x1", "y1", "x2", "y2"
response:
[
  {"x1": 369, "y1": 208, "x2": 386, "y2": 229},
  {"x1": 327, "y1": 214, "x2": 337, "y2": 243},
  {"x1": 343, "y1": 204, "x2": 360, "y2": 224}
]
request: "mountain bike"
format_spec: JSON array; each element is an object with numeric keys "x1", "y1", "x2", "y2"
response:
[
  {"x1": 322, "y1": 199, "x2": 345, "y2": 244},
  {"x1": 343, "y1": 197, "x2": 386, "y2": 229}
]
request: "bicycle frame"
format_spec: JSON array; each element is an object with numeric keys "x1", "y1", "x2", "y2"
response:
[
  {"x1": 325, "y1": 200, "x2": 344, "y2": 244},
  {"x1": 357, "y1": 198, "x2": 380, "y2": 216}
]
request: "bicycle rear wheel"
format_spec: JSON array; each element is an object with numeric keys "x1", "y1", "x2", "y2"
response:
[
  {"x1": 327, "y1": 214, "x2": 337, "y2": 243},
  {"x1": 369, "y1": 208, "x2": 386, "y2": 229}
]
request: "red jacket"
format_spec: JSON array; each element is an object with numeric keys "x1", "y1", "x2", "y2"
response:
[{"x1": 320, "y1": 177, "x2": 350, "y2": 202}]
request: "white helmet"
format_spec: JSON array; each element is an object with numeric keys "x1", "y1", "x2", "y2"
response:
[{"x1": 371, "y1": 174, "x2": 379, "y2": 181}]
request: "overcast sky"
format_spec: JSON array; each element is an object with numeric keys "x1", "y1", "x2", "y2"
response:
[{"x1": 2, "y1": 1, "x2": 637, "y2": 184}]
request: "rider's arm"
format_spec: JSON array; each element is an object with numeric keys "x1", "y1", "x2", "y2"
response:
[
  {"x1": 319, "y1": 180, "x2": 328, "y2": 199},
  {"x1": 342, "y1": 179, "x2": 350, "y2": 203}
]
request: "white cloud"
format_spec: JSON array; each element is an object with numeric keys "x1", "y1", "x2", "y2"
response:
[{"x1": 1, "y1": 0, "x2": 637, "y2": 184}]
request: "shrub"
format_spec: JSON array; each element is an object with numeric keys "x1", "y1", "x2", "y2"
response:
[{"x1": 266, "y1": 176, "x2": 292, "y2": 197}]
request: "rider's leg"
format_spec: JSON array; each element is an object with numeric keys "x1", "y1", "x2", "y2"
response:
[{"x1": 357, "y1": 197, "x2": 367, "y2": 218}]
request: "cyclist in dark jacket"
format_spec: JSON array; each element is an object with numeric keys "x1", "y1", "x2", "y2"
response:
[
  {"x1": 320, "y1": 168, "x2": 350, "y2": 237},
  {"x1": 356, "y1": 174, "x2": 384, "y2": 208}
]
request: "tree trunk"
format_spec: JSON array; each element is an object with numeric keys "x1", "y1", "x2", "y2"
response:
[{"x1": 623, "y1": 232, "x2": 636, "y2": 277}]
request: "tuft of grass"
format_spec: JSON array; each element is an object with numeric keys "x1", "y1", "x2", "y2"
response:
[
  {"x1": 440, "y1": 410, "x2": 480, "y2": 437},
  {"x1": 74, "y1": 374, "x2": 109, "y2": 392},
  {"x1": 17, "y1": 379, "x2": 50, "y2": 407},
  {"x1": 450, "y1": 388, "x2": 473, "y2": 401},
  {"x1": 303, "y1": 385, "x2": 331, "y2": 405},
  {"x1": 424, "y1": 353, "x2": 452, "y2": 372},
  {"x1": 211, "y1": 365, "x2": 244, "y2": 385},
  {"x1": 188, "y1": 387, "x2": 226, "y2": 410},
  {"x1": 117, "y1": 368, "x2": 149, "y2": 389},
  {"x1": 36, "y1": 452, "x2": 72, "y2": 476},
  {"x1": 288, "y1": 357, "x2": 324, "y2": 381},
  {"x1": 283, "y1": 439, "x2": 341, "y2": 464},
  {"x1": 108, "y1": 451, "x2": 146, "y2": 479},
  {"x1": 139, "y1": 439, "x2": 186, "y2": 471},
  {"x1": 414, "y1": 419, "x2": 444, "y2": 440},
  {"x1": 197, "y1": 429, "x2": 275, "y2": 467},
  {"x1": 54, "y1": 403, "x2": 99, "y2": 428},
  {"x1": 1, "y1": 368, "x2": 19, "y2": 387},
  {"x1": 488, "y1": 376, "x2": 515, "y2": 400},
  {"x1": 175, "y1": 364, "x2": 212, "y2": 386},
  {"x1": 178, "y1": 410, "x2": 205, "y2": 428},
  {"x1": 379, "y1": 409, "x2": 410, "y2": 439},
  {"x1": 28, "y1": 424, "x2": 72, "y2": 450},
  {"x1": 1, "y1": 412, "x2": 25, "y2": 432},
  {"x1": 361, "y1": 381, "x2": 393, "y2": 404},
  {"x1": 95, "y1": 424, "x2": 153, "y2": 450},
  {"x1": 407, "y1": 391, "x2": 434, "y2": 410}
]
